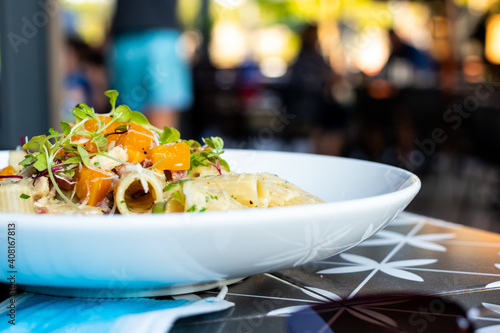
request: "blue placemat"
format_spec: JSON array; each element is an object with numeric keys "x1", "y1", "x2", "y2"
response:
[{"x1": 0, "y1": 288, "x2": 233, "y2": 333}]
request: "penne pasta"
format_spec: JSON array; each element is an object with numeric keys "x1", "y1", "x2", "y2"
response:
[
  {"x1": 260, "y1": 172, "x2": 325, "y2": 206},
  {"x1": 38, "y1": 202, "x2": 104, "y2": 215},
  {"x1": 182, "y1": 181, "x2": 247, "y2": 212},
  {"x1": 0, "y1": 183, "x2": 35, "y2": 214},
  {"x1": 8, "y1": 150, "x2": 26, "y2": 172},
  {"x1": 266, "y1": 183, "x2": 301, "y2": 207},
  {"x1": 114, "y1": 170, "x2": 164, "y2": 214},
  {"x1": 190, "y1": 174, "x2": 270, "y2": 208},
  {"x1": 285, "y1": 193, "x2": 325, "y2": 206}
]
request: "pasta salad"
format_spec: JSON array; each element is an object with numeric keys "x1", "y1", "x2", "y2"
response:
[{"x1": 0, "y1": 91, "x2": 324, "y2": 215}]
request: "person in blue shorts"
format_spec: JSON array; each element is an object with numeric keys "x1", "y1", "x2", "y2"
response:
[{"x1": 107, "y1": 0, "x2": 192, "y2": 129}]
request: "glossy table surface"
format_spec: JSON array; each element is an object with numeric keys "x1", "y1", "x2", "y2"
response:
[
  {"x1": 1, "y1": 212, "x2": 499, "y2": 332},
  {"x1": 170, "y1": 212, "x2": 500, "y2": 332}
]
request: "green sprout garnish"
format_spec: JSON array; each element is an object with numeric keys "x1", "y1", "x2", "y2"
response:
[
  {"x1": 188, "y1": 136, "x2": 230, "y2": 174},
  {"x1": 186, "y1": 205, "x2": 206, "y2": 213},
  {"x1": 172, "y1": 190, "x2": 185, "y2": 206},
  {"x1": 19, "y1": 90, "x2": 230, "y2": 212},
  {"x1": 205, "y1": 194, "x2": 218, "y2": 201},
  {"x1": 152, "y1": 201, "x2": 168, "y2": 214},
  {"x1": 159, "y1": 126, "x2": 181, "y2": 145},
  {"x1": 19, "y1": 90, "x2": 152, "y2": 209}
]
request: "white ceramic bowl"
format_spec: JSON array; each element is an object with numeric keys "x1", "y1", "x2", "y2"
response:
[{"x1": 0, "y1": 149, "x2": 420, "y2": 297}]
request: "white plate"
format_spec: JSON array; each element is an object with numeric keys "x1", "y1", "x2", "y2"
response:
[{"x1": 0, "y1": 149, "x2": 420, "y2": 297}]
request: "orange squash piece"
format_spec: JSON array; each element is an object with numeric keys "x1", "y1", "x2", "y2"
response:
[
  {"x1": 84, "y1": 115, "x2": 125, "y2": 135},
  {"x1": 151, "y1": 142, "x2": 191, "y2": 171},
  {"x1": 70, "y1": 135, "x2": 98, "y2": 154},
  {"x1": 0, "y1": 166, "x2": 16, "y2": 181},
  {"x1": 116, "y1": 122, "x2": 157, "y2": 164},
  {"x1": 83, "y1": 115, "x2": 126, "y2": 148},
  {"x1": 75, "y1": 166, "x2": 113, "y2": 206}
]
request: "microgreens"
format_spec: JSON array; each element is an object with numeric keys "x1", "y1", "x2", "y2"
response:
[
  {"x1": 18, "y1": 90, "x2": 149, "y2": 209},
  {"x1": 152, "y1": 200, "x2": 167, "y2": 214},
  {"x1": 204, "y1": 137, "x2": 224, "y2": 151},
  {"x1": 188, "y1": 136, "x2": 230, "y2": 173},
  {"x1": 162, "y1": 179, "x2": 190, "y2": 206},
  {"x1": 105, "y1": 90, "x2": 118, "y2": 112},
  {"x1": 130, "y1": 111, "x2": 149, "y2": 126},
  {"x1": 17, "y1": 90, "x2": 228, "y2": 212},
  {"x1": 172, "y1": 190, "x2": 185, "y2": 206},
  {"x1": 159, "y1": 126, "x2": 180, "y2": 145},
  {"x1": 60, "y1": 121, "x2": 71, "y2": 135},
  {"x1": 163, "y1": 182, "x2": 179, "y2": 192},
  {"x1": 0, "y1": 175, "x2": 23, "y2": 180},
  {"x1": 111, "y1": 105, "x2": 132, "y2": 123},
  {"x1": 206, "y1": 193, "x2": 218, "y2": 201}
]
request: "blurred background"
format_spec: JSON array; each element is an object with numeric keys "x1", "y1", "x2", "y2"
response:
[{"x1": 1, "y1": 0, "x2": 500, "y2": 231}]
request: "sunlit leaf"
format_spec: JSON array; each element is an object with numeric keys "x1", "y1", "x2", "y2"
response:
[
  {"x1": 105, "y1": 90, "x2": 119, "y2": 112},
  {"x1": 159, "y1": 126, "x2": 181, "y2": 144},
  {"x1": 60, "y1": 121, "x2": 71, "y2": 135},
  {"x1": 130, "y1": 111, "x2": 149, "y2": 126},
  {"x1": 22, "y1": 135, "x2": 47, "y2": 151},
  {"x1": 112, "y1": 104, "x2": 132, "y2": 123},
  {"x1": 77, "y1": 145, "x2": 90, "y2": 167},
  {"x1": 33, "y1": 152, "x2": 48, "y2": 172}
]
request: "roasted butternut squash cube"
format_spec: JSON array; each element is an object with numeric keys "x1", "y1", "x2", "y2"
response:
[
  {"x1": 83, "y1": 115, "x2": 125, "y2": 148},
  {"x1": 116, "y1": 122, "x2": 157, "y2": 164},
  {"x1": 75, "y1": 166, "x2": 113, "y2": 206},
  {"x1": 151, "y1": 142, "x2": 191, "y2": 171}
]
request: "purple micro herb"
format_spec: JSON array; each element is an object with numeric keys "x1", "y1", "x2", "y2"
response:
[
  {"x1": 209, "y1": 159, "x2": 222, "y2": 175},
  {"x1": 0, "y1": 175, "x2": 23, "y2": 180},
  {"x1": 55, "y1": 174, "x2": 74, "y2": 183},
  {"x1": 33, "y1": 165, "x2": 66, "y2": 184}
]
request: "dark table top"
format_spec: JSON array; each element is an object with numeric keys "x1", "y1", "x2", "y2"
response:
[
  {"x1": 1, "y1": 212, "x2": 499, "y2": 332},
  {"x1": 171, "y1": 212, "x2": 500, "y2": 332}
]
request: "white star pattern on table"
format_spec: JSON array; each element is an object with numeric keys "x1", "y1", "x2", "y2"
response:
[
  {"x1": 317, "y1": 253, "x2": 437, "y2": 282},
  {"x1": 267, "y1": 287, "x2": 341, "y2": 316},
  {"x1": 267, "y1": 286, "x2": 405, "y2": 330},
  {"x1": 200, "y1": 213, "x2": 500, "y2": 332},
  {"x1": 359, "y1": 230, "x2": 455, "y2": 252},
  {"x1": 476, "y1": 303, "x2": 500, "y2": 333},
  {"x1": 486, "y1": 264, "x2": 500, "y2": 288}
]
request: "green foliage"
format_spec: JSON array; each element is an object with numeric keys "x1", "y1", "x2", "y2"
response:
[
  {"x1": 159, "y1": 126, "x2": 181, "y2": 145},
  {"x1": 18, "y1": 90, "x2": 230, "y2": 212}
]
